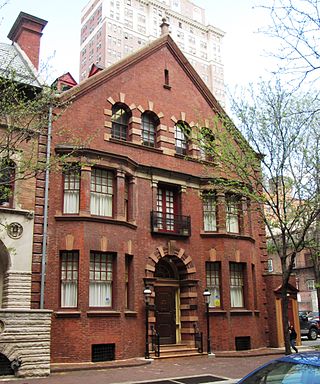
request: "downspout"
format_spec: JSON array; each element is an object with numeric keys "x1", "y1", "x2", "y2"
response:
[{"x1": 40, "y1": 105, "x2": 52, "y2": 309}]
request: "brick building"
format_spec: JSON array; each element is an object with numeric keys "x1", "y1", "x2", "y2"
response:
[
  {"x1": 45, "y1": 24, "x2": 273, "y2": 363},
  {"x1": 0, "y1": 13, "x2": 51, "y2": 377}
]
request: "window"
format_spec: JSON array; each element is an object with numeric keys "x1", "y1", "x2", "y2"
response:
[
  {"x1": 175, "y1": 121, "x2": 189, "y2": 155},
  {"x1": 156, "y1": 186, "x2": 179, "y2": 231},
  {"x1": 307, "y1": 279, "x2": 315, "y2": 290},
  {"x1": 206, "y1": 262, "x2": 221, "y2": 307},
  {"x1": 203, "y1": 192, "x2": 216, "y2": 231},
  {"x1": 0, "y1": 159, "x2": 15, "y2": 207},
  {"x1": 89, "y1": 252, "x2": 113, "y2": 307},
  {"x1": 90, "y1": 169, "x2": 113, "y2": 216},
  {"x1": 226, "y1": 194, "x2": 240, "y2": 233},
  {"x1": 60, "y1": 251, "x2": 79, "y2": 308},
  {"x1": 111, "y1": 103, "x2": 131, "y2": 140},
  {"x1": 230, "y1": 263, "x2": 244, "y2": 308},
  {"x1": 199, "y1": 127, "x2": 215, "y2": 161},
  {"x1": 125, "y1": 254, "x2": 133, "y2": 309},
  {"x1": 267, "y1": 259, "x2": 273, "y2": 272},
  {"x1": 141, "y1": 111, "x2": 158, "y2": 147},
  {"x1": 63, "y1": 166, "x2": 80, "y2": 214}
]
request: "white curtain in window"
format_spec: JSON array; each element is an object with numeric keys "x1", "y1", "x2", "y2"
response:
[
  {"x1": 64, "y1": 191, "x2": 79, "y2": 214},
  {"x1": 61, "y1": 281, "x2": 77, "y2": 307},
  {"x1": 204, "y1": 212, "x2": 216, "y2": 231},
  {"x1": 89, "y1": 282, "x2": 112, "y2": 307},
  {"x1": 90, "y1": 193, "x2": 112, "y2": 216},
  {"x1": 227, "y1": 201, "x2": 239, "y2": 233},
  {"x1": 230, "y1": 286, "x2": 243, "y2": 307}
]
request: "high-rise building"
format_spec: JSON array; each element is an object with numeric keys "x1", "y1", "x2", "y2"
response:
[{"x1": 80, "y1": 0, "x2": 225, "y2": 105}]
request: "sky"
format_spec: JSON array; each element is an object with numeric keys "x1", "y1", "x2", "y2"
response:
[{"x1": 0, "y1": 0, "x2": 275, "y2": 88}]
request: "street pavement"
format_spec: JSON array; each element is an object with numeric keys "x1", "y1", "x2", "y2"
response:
[{"x1": 0, "y1": 342, "x2": 318, "y2": 384}]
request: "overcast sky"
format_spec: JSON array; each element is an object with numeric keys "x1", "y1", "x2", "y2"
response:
[{"x1": 0, "y1": 0, "x2": 275, "y2": 88}]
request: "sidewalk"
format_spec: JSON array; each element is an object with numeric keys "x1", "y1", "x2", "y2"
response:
[{"x1": 1, "y1": 345, "x2": 316, "y2": 383}]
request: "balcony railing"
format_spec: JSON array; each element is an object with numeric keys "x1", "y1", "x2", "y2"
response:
[{"x1": 150, "y1": 211, "x2": 191, "y2": 236}]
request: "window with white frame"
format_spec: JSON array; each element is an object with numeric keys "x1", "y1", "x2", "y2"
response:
[
  {"x1": 226, "y1": 194, "x2": 240, "y2": 233},
  {"x1": 90, "y1": 169, "x2": 113, "y2": 216},
  {"x1": 63, "y1": 166, "x2": 80, "y2": 214},
  {"x1": 206, "y1": 262, "x2": 221, "y2": 307},
  {"x1": 89, "y1": 252, "x2": 113, "y2": 307},
  {"x1": 142, "y1": 111, "x2": 158, "y2": 147},
  {"x1": 175, "y1": 121, "x2": 189, "y2": 155},
  {"x1": 111, "y1": 103, "x2": 131, "y2": 140},
  {"x1": 60, "y1": 251, "x2": 79, "y2": 308},
  {"x1": 307, "y1": 279, "x2": 315, "y2": 290},
  {"x1": 230, "y1": 262, "x2": 244, "y2": 308},
  {"x1": 267, "y1": 259, "x2": 273, "y2": 272},
  {"x1": 203, "y1": 192, "x2": 217, "y2": 231}
]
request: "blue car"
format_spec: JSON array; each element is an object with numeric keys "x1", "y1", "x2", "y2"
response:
[{"x1": 237, "y1": 352, "x2": 320, "y2": 383}]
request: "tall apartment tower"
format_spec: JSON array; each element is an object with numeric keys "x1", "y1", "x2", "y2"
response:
[{"x1": 80, "y1": 0, "x2": 225, "y2": 105}]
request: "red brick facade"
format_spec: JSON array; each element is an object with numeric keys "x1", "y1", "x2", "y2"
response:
[{"x1": 45, "y1": 35, "x2": 270, "y2": 363}]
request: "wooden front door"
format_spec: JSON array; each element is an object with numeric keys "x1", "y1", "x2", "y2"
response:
[{"x1": 155, "y1": 286, "x2": 176, "y2": 344}]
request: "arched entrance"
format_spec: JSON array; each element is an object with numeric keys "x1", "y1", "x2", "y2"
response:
[{"x1": 144, "y1": 243, "x2": 199, "y2": 347}]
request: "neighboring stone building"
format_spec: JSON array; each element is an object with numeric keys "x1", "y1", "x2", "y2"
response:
[
  {"x1": 45, "y1": 23, "x2": 274, "y2": 364},
  {"x1": 0, "y1": 13, "x2": 51, "y2": 377},
  {"x1": 79, "y1": 0, "x2": 225, "y2": 105}
]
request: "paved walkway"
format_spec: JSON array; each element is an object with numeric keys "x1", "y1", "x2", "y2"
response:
[{"x1": 0, "y1": 346, "x2": 316, "y2": 384}]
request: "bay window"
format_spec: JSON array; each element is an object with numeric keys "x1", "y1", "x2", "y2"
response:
[
  {"x1": 226, "y1": 194, "x2": 240, "y2": 233},
  {"x1": 89, "y1": 252, "x2": 113, "y2": 307},
  {"x1": 203, "y1": 192, "x2": 217, "y2": 231},
  {"x1": 90, "y1": 168, "x2": 113, "y2": 216},
  {"x1": 206, "y1": 262, "x2": 221, "y2": 307},
  {"x1": 63, "y1": 166, "x2": 80, "y2": 214},
  {"x1": 230, "y1": 262, "x2": 244, "y2": 308},
  {"x1": 60, "y1": 251, "x2": 79, "y2": 308}
]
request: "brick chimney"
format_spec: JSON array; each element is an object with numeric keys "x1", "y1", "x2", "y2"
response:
[{"x1": 7, "y1": 12, "x2": 47, "y2": 70}]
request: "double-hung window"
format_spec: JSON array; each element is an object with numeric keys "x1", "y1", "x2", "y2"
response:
[
  {"x1": 175, "y1": 121, "x2": 188, "y2": 155},
  {"x1": 230, "y1": 262, "x2": 244, "y2": 308},
  {"x1": 60, "y1": 251, "x2": 79, "y2": 308},
  {"x1": 203, "y1": 192, "x2": 217, "y2": 231},
  {"x1": 89, "y1": 252, "x2": 113, "y2": 307},
  {"x1": 142, "y1": 111, "x2": 158, "y2": 147},
  {"x1": 111, "y1": 103, "x2": 131, "y2": 141},
  {"x1": 226, "y1": 194, "x2": 240, "y2": 233},
  {"x1": 90, "y1": 169, "x2": 113, "y2": 216},
  {"x1": 206, "y1": 262, "x2": 221, "y2": 307},
  {"x1": 63, "y1": 167, "x2": 80, "y2": 214}
]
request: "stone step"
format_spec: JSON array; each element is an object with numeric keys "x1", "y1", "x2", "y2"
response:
[{"x1": 150, "y1": 344, "x2": 203, "y2": 359}]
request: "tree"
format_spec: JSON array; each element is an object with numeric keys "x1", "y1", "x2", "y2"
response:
[
  {"x1": 197, "y1": 79, "x2": 320, "y2": 354},
  {"x1": 260, "y1": 0, "x2": 320, "y2": 86}
]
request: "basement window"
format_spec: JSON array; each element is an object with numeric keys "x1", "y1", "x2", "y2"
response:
[{"x1": 92, "y1": 343, "x2": 115, "y2": 362}]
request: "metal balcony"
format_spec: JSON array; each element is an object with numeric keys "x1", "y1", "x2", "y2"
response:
[{"x1": 150, "y1": 211, "x2": 191, "y2": 237}]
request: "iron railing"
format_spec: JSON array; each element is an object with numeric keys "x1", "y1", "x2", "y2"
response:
[
  {"x1": 193, "y1": 323, "x2": 203, "y2": 353},
  {"x1": 150, "y1": 211, "x2": 191, "y2": 236}
]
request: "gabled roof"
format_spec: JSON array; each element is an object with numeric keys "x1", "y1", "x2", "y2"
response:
[
  {"x1": 51, "y1": 72, "x2": 78, "y2": 92},
  {"x1": 0, "y1": 42, "x2": 42, "y2": 88},
  {"x1": 59, "y1": 33, "x2": 224, "y2": 114},
  {"x1": 88, "y1": 63, "x2": 105, "y2": 78}
]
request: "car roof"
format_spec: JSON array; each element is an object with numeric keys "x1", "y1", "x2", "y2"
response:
[{"x1": 277, "y1": 352, "x2": 320, "y2": 367}]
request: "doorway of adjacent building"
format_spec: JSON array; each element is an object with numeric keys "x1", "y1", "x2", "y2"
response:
[{"x1": 155, "y1": 285, "x2": 176, "y2": 344}]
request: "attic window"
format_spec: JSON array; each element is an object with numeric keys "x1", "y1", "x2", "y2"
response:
[{"x1": 163, "y1": 69, "x2": 171, "y2": 90}]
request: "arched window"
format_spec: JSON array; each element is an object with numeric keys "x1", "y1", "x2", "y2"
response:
[
  {"x1": 141, "y1": 111, "x2": 159, "y2": 147},
  {"x1": 111, "y1": 103, "x2": 131, "y2": 141},
  {"x1": 175, "y1": 121, "x2": 189, "y2": 155},
  {"x1": 199, "y1": 127, "x2": 215, "y2": 161},
  {"x1": 0, "y1": 159, "x2": 15, "y2": 208}
]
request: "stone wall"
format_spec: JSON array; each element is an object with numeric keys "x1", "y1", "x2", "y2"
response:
[{"x1": 0, "y1": 309, "x2": 52, "y2": 377}]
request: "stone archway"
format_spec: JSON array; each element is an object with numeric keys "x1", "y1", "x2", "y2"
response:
[{"x1": 144, "y1": 241, "x2": 199, "y2": 346}]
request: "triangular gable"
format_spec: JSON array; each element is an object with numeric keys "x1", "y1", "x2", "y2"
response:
[
  {"x1": 58, "y1": 34, "x2": 223, "y2": 114},
  {"x1": 52, "y1": 72, "x2": 77, "y2": 92},
  {"x1": 88, "y1": 63, "x2": 105, "y2": 78},
  {"x1": 274, "y1": 283, "x2": 299, "y2": 294}
]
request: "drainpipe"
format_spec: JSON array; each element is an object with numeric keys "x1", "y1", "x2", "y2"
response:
[{"x1": 40, "y1": 105, "x2": 52, "y2": 309}]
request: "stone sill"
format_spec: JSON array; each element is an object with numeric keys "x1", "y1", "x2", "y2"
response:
[
  {"x1": 200, "y1": 231, "x2": 255, "y2": 243},
  {"x1": 87, "y1": 311, "x2": 121, "y2": 318},
  {"x1": 124, "y1": 311, "x2": 138, "y2": 317},
  {"x1": 230, "y1": 310, "x2": 254, "y2": 316},
  {"x1": 110, "y1": 138, "x2": 164, "y2": 154},
  {"x1": 208, "y1": 309, "x2": 227, "y2": 315},
  {"x1": 55, "y1": 215, "x2": 137, "y2": 229},
  {"x1": 55, "y1": 311, "x2": 81, "y2": 318}
]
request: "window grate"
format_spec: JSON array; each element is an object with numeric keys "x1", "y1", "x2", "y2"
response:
[
  {"x1": 92, "y1": 343, "x2": 115, "y2": 362},
  {"x1": 235, "y1": 336, "x2": 251, "y2": 351}
]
